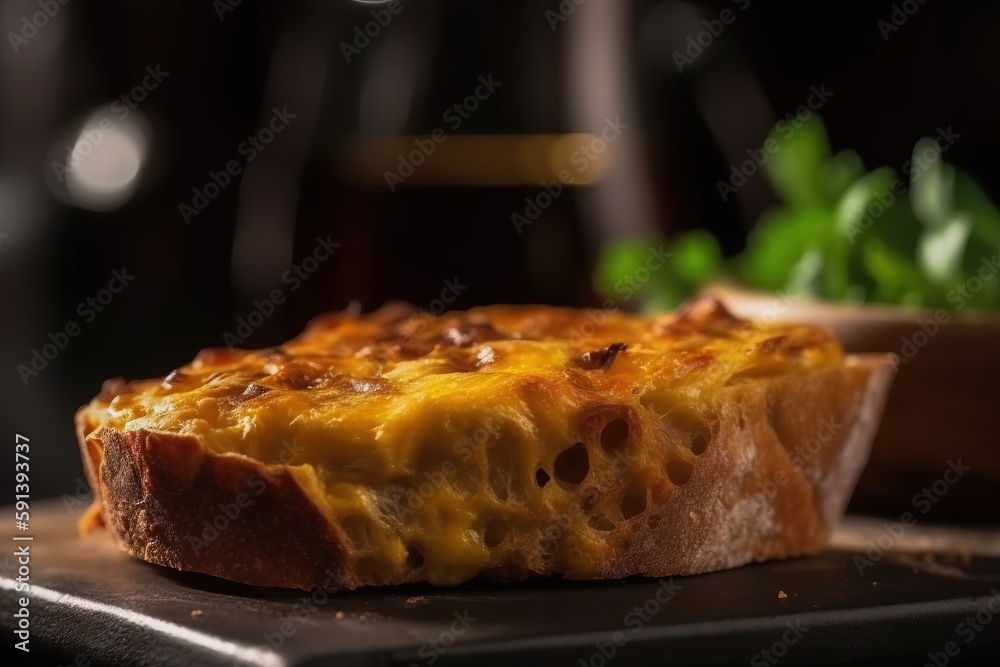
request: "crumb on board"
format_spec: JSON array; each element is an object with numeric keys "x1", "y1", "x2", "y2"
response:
[
  {"x1": 333, "y1": 610, "x2": 382, "y2": 621},
  {"x1": 191, "y1": 610, "x2": 203, "y2": 618},
  {"x1": 777, "y1": 591, "x2": 788, "y2": 599}
]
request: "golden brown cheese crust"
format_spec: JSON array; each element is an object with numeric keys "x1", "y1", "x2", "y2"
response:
[{"x1": 75, "y1": 297, "x2": 895, "y2": 590}]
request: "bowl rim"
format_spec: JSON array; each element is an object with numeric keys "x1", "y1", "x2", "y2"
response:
[{"x1": 702, "y1": 282, "x2": 1000, "y2": 328}]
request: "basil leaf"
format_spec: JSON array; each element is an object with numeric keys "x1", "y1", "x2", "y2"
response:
[
  {"x1": 763, "y1": 115, "x2": 831, "y2": 208},
  {"x1": 917, "y1": 213, "x2": 973, "y2": 285},
  {"x1": 910, "y1": 137, "x2": 953, "y2": 227}
]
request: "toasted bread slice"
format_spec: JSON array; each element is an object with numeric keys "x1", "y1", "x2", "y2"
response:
[{"x1": 75, "y1": 297, "x2": 895, "y2": 590}]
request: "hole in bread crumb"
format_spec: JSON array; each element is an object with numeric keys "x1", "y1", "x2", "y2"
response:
[
  {"x1": 666, "y1": 460, "x2": 694, "y2": 486},
  {"x1": 588, "y1": 515, "x2": 617, "y2": 531},
  {"x1": 652, "y1": 478, "x2": 672, "y2": 504},
  {"x1": 690, "y1": 430, "x2": 709, "y2": 456},
  {"x1": 621, "y1": 470, "x2": 651, "y2": 520},
  {"x1": 484, "y1": 519, "x2": 508, "y2": 547},
  {"x1": 535, "y1": 468, "x2": 551, "y2": 488},
  {"x1": 600, "y1": 418, "x2": 630, "y2": 454},
  {"x1": 406, "y1": 544, "x2": 425, "y2": 569},
  {"x1": 553, "y1": 443, "x2": 590, "y2": 485}
]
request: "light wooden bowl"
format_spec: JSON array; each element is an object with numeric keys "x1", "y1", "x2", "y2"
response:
[{"x1": 704, "y1": 284, "x2": 1000, "y2": 522}]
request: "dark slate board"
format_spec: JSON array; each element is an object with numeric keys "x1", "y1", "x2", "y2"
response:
[{"x1": 4, "y1": 501, "x2": 1000, "y2": 666}]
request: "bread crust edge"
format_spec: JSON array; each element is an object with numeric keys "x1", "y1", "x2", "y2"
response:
[{"x1": 75, "y1": 354, "x2": 895, "y2": 591}]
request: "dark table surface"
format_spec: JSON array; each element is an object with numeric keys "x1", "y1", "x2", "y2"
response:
[{"x1": 4, "y1": 501, "x2": 1000, "y2": 666}]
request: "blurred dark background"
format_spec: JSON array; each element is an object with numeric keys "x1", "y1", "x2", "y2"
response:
[{"x1": 1, "y1": 0, "x2": 997, "y2": 501}]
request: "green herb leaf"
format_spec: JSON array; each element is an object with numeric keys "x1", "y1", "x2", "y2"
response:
[
  {"x1": 910, "y1": 138, "x2": 954, "y2": 227},
  {"x1": 763, "y1": 115, "x2": 831, "y2": 208},
  {"x1": 594, "y1": 237, "x2": 687, "y2": 309},
  {"x1": 862, "y1": 237, "x2": 937, "y2": 306},
  {"x1": 953, "y1": 171, "x2": 1000, "y2": 248},
  {"x1": 787, "y1": 248, "x2": 825, "y2": 297},
  {"x1": 820, "y1": 149, "x2": 866, "y2": 203},
  {"x1": 741, "y1": 208, "x2": 833, "y2": 290},
  {"x1": 917, "y1": 213, "x2": 973, "y2": 285},
  {"x1": 835, "y1": 167, "x2": 899, "y2": 239},
  {"x1": 670, "y1": 229, "x2": 722, "y2": 285}
]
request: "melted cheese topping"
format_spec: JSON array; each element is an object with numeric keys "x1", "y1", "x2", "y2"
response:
[{"x1": 79, "y1": 297, "x2": 842, "y2": 585}]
